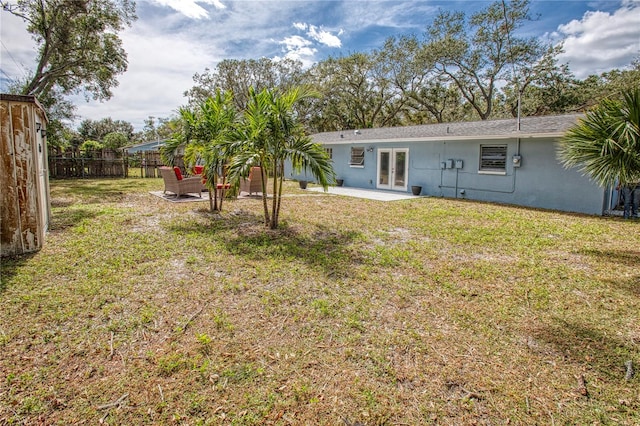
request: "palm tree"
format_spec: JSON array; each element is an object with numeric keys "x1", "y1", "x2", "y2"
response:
[
  {"x1": 558, "y1": 88, "x2": 640, "y2": 187},
  {"x1": 226, "y1": 87, "x2": 336, "y2": 229},
  {"x1": 191, "y1": 92, "x2": 238, "y2": 211},
  {"x1": 164, "y1": 91, "x2": 238, "y2": 211}
]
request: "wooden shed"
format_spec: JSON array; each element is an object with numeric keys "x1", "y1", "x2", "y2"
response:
[{"x1": 1, "y1": 94, "x2": 51, "y2": 257}]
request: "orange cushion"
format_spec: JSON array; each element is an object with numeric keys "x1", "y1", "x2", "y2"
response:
[{"x1": 173, "y1": 166, "x2": 183, "y2": 180}]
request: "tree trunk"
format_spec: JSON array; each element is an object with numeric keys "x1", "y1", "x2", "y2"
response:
[{"x1": 260, "y1": 165, "x2": 270, "y2": 227}]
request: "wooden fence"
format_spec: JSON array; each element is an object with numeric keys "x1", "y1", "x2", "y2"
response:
[
  {"x1": 139, "y1": 152, "x2": 185, "y2": 178},
  {"x1": 49, "y1": 157, "x2": 128, "y2": 178},
  {"x1": 48, "y1": 152, "x2": 186, "y2": 179}
]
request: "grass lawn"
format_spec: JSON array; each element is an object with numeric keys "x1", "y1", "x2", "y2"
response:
[{"x1": 1, "y1": 177, "x2": 639, "y2": 425}]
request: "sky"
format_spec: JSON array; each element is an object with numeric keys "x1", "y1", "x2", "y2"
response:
[{"x1": 1, "y1": 0, "x2": 639, "y2": 132}]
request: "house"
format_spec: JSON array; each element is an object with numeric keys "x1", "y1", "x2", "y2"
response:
[
  {"x1": 122, "y1": 139, "x2": 167, "y2": 154},
  {"x1": 288, "y1": 114, "x2": 613, "y2": 216},
  {"x1": 1, "y1": 94, "x2": 51, "y2": 256}
]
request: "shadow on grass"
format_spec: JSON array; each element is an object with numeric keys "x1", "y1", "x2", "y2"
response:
[
  {"x1": 601, "y1": 273, "x2": 640, "y2": 298},
  {"x1": 49, "y1": 207, "x2": 101, "y2": 231},
  {"x1": 166, "y1": 210, "x2": 364, "y2": 279},
  {"x1": 0, "y1": 253, "x2": 36, "y2": 293},
  {"x1": 534, "y1": 318, "x2": 637, "y2": 381},
  {"x1": 580, "y1": 248, "x2": 640, "y2": 268},
  {"x1": 51, "y1": 178, "x2": 152, "y2": 203},
  {"x1": 580, "y1": 248, "x2": 640, "y2": 297}
]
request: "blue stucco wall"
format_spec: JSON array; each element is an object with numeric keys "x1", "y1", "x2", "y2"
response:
[{"x1": 286, "y1": 137, "x2": 606, "y2": 215}]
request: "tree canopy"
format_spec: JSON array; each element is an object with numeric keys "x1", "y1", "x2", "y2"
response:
[
  {"x1": 2, "y1": 0, "x2": 136, "y2": 100},
  {"x1": 424, "y1": 0, "x2": 549, "y2": 120},
  {"x1": 6, "y1": 0, "x2": 638, "y2": 151},
  {"x1": 184, "y1": 58, "x2": 305, "y2": 112},
  {"x1": 78, "y1": 117, "x2": 135, "y2": 142},
  {"x1": 183, "y1": 1, "x2": 640, "y2": 131},
  {"x1": 102, "y1": 132, "x2": 129, "y2": 150},
  {"x1": 2, "y1": 0, "x2": 136, "y2": 147}
]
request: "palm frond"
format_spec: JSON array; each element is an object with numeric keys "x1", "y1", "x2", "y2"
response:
[{"x1": 558, "y1": 87, "x2": 640, "y2": 186}]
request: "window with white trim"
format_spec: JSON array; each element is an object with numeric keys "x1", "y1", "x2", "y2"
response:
[
  {"x1": 350, "y1": 147, "x2": 365, "y2": 167},
  {"x1": 479, "y1": 145, "x2": 507, "y2": 172}
]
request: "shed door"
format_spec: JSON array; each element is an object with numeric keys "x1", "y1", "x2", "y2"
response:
[{"x1": 377, "y1": 148, "x2": 408, "y2": 191}]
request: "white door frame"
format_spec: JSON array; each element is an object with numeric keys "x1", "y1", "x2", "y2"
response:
[{"x1": 376, "y1": 148, "x2": 408, "y2": 191}]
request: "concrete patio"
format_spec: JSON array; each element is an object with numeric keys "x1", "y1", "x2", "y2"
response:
[{"x1": 305, "y1": 186, "x2": 419, "y2": 201}]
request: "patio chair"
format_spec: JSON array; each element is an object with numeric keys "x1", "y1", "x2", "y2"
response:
[
  {"x1": 159, "y1": 166, "x2": 205, "y2": 198},
  {"x1": 239, "y1": 166, "x2": 266, "y2": 196}
]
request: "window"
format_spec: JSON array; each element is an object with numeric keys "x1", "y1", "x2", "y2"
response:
[
  {"x1": 325, "y1": 148, "x2": 333, "y2": 160},
  {"x1": 479, "y1": 145, "x2": 507, "y2": 173},
  {"x1": 350, "y1": 147, "x2": 365, "y2": 167}
]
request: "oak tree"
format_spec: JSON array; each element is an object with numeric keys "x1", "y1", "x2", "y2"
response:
[{"x1": 2, "y1": 0, "x2": 136, "y2": 99}]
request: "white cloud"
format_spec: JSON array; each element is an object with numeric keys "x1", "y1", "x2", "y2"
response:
[
  {"x1": 73, "y1": 21, "x2": 220, "y2": 129},
  {"x1": 275, "y1": 21, "x2": 343, "y2": 68},
  {"x1": 554, "y1": 2, "x2": 640, "y2": 78},
  {"x1": 276, "y1": 36, "x2": 317, "y2": 68},
  {"x1": 280, "y1": 35, "x2": 313, "y2": 51},
  {"x1": 293, "y1": 22, "x2": 308, "y2": 31},
  {"x1": 307, "y1": 25, "x2": 342, "y2": 48},
  {"x1": 0, "y1": 13, "x2": 36, "y2": 90},
  {"x1": 150, "y1": 0, "x2": 226, "y2": 20},
  {"x1": 328, "y1": 1, "x2": 435, "y2": 31},
  {"x1": 291, "y1": 22, "x2": 343, "y2": 48}
]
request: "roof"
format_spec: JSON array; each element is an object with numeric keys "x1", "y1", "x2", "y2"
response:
[
  {"x1": 311, "y1": 114, "x2": 583, "y2": 144},
  {"x1": 1, "y1": 93, "x2": 39, "y2": 104},
  {"x1": 123, "y1": 139, "x2": 167, "y2": 153},
  {"x1": 0, "y1": 93, "x2": 48, "y2": 122}
]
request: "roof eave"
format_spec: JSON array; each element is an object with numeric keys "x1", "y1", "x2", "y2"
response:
[{"x1": 317, "y1": 131, "x2": 565, "y2": 145}]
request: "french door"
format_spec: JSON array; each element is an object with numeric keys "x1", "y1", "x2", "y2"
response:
[{"x1": 377, "y1": 148, "x2": 408, "y2": 191}]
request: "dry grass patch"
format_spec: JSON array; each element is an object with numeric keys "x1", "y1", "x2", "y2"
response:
[{"x1": 1, "y1": 178, "x2": 639, "y2": 425}]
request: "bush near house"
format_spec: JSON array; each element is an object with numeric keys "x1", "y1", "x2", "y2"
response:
[{"x1": 1, "y1": 178, "x2": 639, "y2": 425}]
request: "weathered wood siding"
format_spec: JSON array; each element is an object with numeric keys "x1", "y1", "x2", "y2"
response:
[{"x1": 1, "y1": 94, "x2": 50, "y2": 257}]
